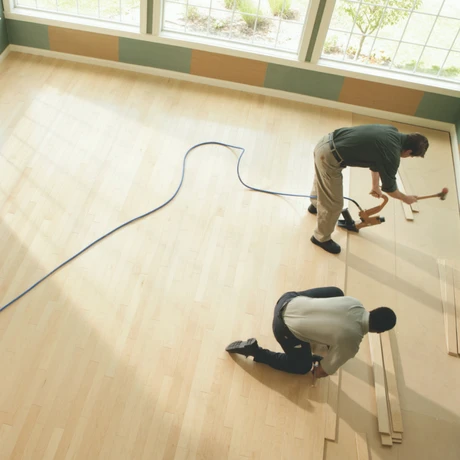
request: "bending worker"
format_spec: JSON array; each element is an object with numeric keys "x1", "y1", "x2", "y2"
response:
[
  {"x1": 226, "y1": 287, "x2": 396, "y2": 378},
  {"x1": 308, "y1": 124, "x2": 429, "y2": 254}
]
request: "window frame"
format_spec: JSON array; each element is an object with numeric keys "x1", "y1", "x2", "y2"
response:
[
  {"x1": 155, "y1": 0, "x2": 321, "y2": 60},
  {"x1": 3, "y1": 0, "x2": 460, "y2": 95},
  {"x1": 318, "y1": 0, "x2": 460, "y2": 85}
]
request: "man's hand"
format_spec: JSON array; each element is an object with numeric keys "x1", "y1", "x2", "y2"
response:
[
  {"x1": 313, "y1": 363, "x2": 328, "y2": 379},
  {"x1": 370, "y1": 186, "x2": 383, "y2": 198},
  {"x1": 402, "y1": 194, "x2": 418, "y2": 205}
]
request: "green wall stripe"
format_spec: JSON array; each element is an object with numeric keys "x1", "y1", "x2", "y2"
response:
[
  {"x1": 415, "y1": 92, "x2": 460, "y2": 124},
  {"x1": 264, "y1": 64, "x2": 344, "y2": 101},
  {"x1": 119, "y1": 38, "x2": 191, "y2": 73},
  {"x1": 305, "y1": 0, "x2": 326, "y2": 63},
  {"x1": 6, "y1": 20, "x2": 49, "y2": 49},
  {"x1": 0, "y1": 3, "x2": 9, "y2": 55}
]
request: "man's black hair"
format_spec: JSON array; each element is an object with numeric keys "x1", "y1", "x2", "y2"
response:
[
  {"x1": 369, "y1": 307, "x2": 397, "y2": 333},
  {"x1": 403, "y1": 133, "x2": 429, "y2": 157}
]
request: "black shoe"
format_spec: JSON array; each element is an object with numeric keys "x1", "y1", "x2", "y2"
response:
[
  {"x1": 308, "y1": 204, "x2": 317, "y2": 215},
  {"x1": 311, "y1": 236, "x2": 341, "y2": 254},
  {"x1": 312, "y1": 354, "x2": 323, "y2": 364},
  {"x1": 226, "y1": 338, "x2": 259, "y2": 357}
]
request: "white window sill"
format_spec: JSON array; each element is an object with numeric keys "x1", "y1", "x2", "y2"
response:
[
  {"x1": 319, "y1": 58, "x2": 460, "y2": 95},
  {"x1": 6, "y1": 8, "x2": 140, "y2": 36}
]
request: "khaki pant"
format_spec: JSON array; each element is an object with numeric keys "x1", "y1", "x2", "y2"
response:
[{"x1": 310, "y1": 135, "x2": 344, "y2": 242}]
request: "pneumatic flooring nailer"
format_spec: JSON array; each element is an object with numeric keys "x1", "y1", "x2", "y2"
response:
[{"x1": 338, "y1": 195, "x2": 388, "y2": 232}]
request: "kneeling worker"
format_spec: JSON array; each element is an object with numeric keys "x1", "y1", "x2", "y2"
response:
[{"x1": 226, "y1": 287, "x2": 396, "y2": 378}]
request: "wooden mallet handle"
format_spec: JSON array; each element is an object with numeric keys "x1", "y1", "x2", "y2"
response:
[{"x1": 417, "y1": 187, "x2": 448, "y2": 201}]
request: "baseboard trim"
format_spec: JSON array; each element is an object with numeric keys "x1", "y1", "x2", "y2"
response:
[
  {"x1": 7, "y1": 44, "x2": 460, "y2": 205},
  {"x1": 0, "y1": 44, "x2": 11, "y2": 64},
  {"x1": 8, "y1": 45, "x2": 454, "y2": 132}
]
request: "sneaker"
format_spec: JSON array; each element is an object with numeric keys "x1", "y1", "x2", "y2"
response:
[
  {"x1": 225, "y1": 338, "x2": 259, "y2": 357},
  {"x1": 311, "y1": 236, "x2": 341, "y2": 254},
  {"x1": 308, "y1": 204, "x2": 317, "y2": 215}
]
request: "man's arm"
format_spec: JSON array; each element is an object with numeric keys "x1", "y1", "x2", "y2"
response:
[
  {"x1": 370, "y1": 171, "x2": 383, "y2": 198},
  {"x1": 371, "y1": 170, "x2": 417, "y2": 204},
  {"x1": 320, "y1": 341, "x2": 359, "y2": 376},
  {"x1": 387, "y1": 189, "x2": 418, "y2": 204}
]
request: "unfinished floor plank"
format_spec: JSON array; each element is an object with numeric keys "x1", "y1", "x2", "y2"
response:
[
  {"x1": 355, "y1": 432, "x2": 370, "y2": 460},
  {"x1": 437, "y1": 259, "x2": 459, "y2": 356},
  {"x1": 368, "y1": 334, "x2": 391, "y2": 435},
  {"x1": 380, "y1": 433, "x2": 393, "y2": 447},
  {"x1": 453, "y1": 263, "x2": 460, "y2": 355},
  {"x1": 396, "y1": 173, "x2": 414, "y2": 220},
  {"x1": 324, "y1": 369, "x2": 341, "y2": 441},
  {"x1": 398, "y1": 168, "x2": 419, "y2": 212},
  {"x1": 380, "y1": 331, "x2": 403, "y2": 434},
  {"x1": 0, "y1": 53, "x2": 353, "y2": 460}
]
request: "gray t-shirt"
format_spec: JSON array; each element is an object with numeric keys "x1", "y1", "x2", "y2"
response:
[{"x1": 283, "y1": 296, "x2": 370, "y2": 375}]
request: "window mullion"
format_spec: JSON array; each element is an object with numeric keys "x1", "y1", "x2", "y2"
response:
[
  {"x1": 298, "y1": 0, "x2": 321, "y2": 61},
  {"x1": 310, "y1": 0, "x2": 337, "y2": 63},
  {"x1": 152, "y1": 0, "x2": 162, "y2": 35},
  {"x1": 140, "y1": 0, "x2": 148, "y2": 33}
]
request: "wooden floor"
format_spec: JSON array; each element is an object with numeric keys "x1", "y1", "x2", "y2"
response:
[{"x1": 0, "y1": 52, "x2": 459, "y2": 460}]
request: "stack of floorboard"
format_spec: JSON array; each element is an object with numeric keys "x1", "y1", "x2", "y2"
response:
[
  {"x1": 437, "y1": 259, "x2": 460, "y2": 357},
  {"x1": 369, "y1": 331, "x2": 403, "y2": 446}
]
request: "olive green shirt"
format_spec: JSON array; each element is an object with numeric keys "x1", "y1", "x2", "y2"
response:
[{"x1": 332, "y1": 124, "x2": 407, "y2": 193}]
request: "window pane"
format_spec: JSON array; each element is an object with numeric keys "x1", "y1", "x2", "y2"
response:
[
  {"x1": 401, "y1": 13, "x2": 435, "y2": 45},
  {"x1": 439, "y1": 51, "x2": 460, "y2": 80},
  {"x1": 417, "y1": 0, "x2": 443, "y2": 15},
  {"x1": 415, "y1": 47, "x2": 449, "y2": 75},
  {"x1": 453, "y1": 31, "x2": 460, "y2": 51},
  {"x1": 276, "y1": 20, "x2": 303, "y2": 51},
  {"x1": 365, "y1": 38, "x2": 398, "y2": 68},
  {"x1": 163, "y1": 2, "x2": 186, "y2": 32},
  {"x1": 162, "y1": 0, "x2": 311, "y2": 53},
  {"x1": 392, "y1": 42, "x2": 424, "y2": 72},
  {"x1": 427, "y1": 17, "x2": 460, "y2": 49},
  {"x1": 58, "y1": 0, "x2": 78, "y2": 14},
  {"x1": 374, "y1": 8, "x2": 410, "y2": 41},
  {"x1": 207, "y1": 9, "x2": 235, "y2": 39},
  {"x1": 322, "y1": 31, "x2": 349, "y2": 60},
  {"x1": 440, "y1": 0, "x2": 460, "y2": 18},
  {"x1": 329, "y1": 0, "x2": 355, "y2": 33},
  {"x1": 16, "y1": 0, "x2": 140, "y2": 24},
  {"x1": 322, "y1": 0, "x2": 460, "y2": 82}
]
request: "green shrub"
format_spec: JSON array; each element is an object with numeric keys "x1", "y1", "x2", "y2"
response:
[
  {"x1": 224, "y1": 0, "x2": 236, "y2": 9},
  {"x1": 186, "y1": 5, "x2": 200, "y2": 22},
  {"x1": 237, "y1": 0, "x2": 268, "y2": 29},
  {"x1": 268, "y1": 0, "x2": 292, "y2": 18}
]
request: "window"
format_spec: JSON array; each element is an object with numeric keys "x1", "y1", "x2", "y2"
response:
[
  {"x1": 162, "y1": 0, "x2": 312, "y2": 53},
  {"x1": 14, "y1": 0, "x2": 141, "y2": 26},
  {"x1": 322, "y1": 0, "x2": 460, "y2": 82}
]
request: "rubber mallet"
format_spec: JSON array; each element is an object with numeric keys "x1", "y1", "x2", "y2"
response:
[{"x1": 417, "y1": 187, "x2": 448, "y2": 201}]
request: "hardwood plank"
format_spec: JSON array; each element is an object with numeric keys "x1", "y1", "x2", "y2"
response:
[
  {"x1": 437, "y1": 259, "x2": 459, "y2": 356},
  {"x1": 453, "y1": 263, "x2": 460, "y2": 355},
  {"x1": 355, "y1": 432, "x2": 370, "y2": 460},
  {"x1": 396, "y1": 173, "x2": 414, "y2": 220},
  {"x1": 398, "y1": 167, "x2": 420, "y2": 212},
  {"x1": 381, "y1": 331, "x2": 403, "y2": 433},
  {"x1": 0, "y1": 54, "x2": 351, "y2": 460},
  {"x1": 380, "y1": 433, "x2": 393, "y2": 446},
  {"x1": 324, "y1": 369, "x2": 341, "y2": 441},
  {"x1": 368, "y1": 334, "x2": 391, "y2": 435}
]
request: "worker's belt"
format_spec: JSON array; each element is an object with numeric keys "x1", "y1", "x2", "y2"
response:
[{"x1": 328, "y1": 132, "x2": 345, "y2": 167}]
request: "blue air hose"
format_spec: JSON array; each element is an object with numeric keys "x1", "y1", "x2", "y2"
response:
[{"x1": 0, "y1": 141, "x2": 361, "y2": 313}]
